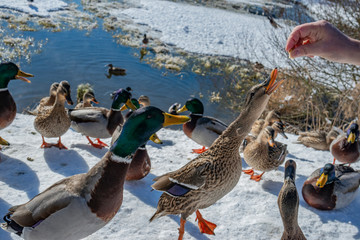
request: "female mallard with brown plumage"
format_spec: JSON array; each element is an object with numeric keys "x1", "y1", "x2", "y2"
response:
[
  {"x1": 34, "y1": 81, "x2": 73, "y2": 149},
  {"x1": 250, "y1": 110, "x2": 281, "y2": 137},
  {"x1": 0, "y1": 62, "x2": 33, "y2": 148},
  {"x1": 69, "y1": 88, "x2": 136, "y2": 149},
  {"x1": 30, "y1": 82, "x2": 59, "y2": 115},
  {"x1": 75, "y1": 83, "x2": 98, "y2": 109},
  {"x1": 150, "y1": 68, "x2": 283, "y2": 239},
  {"x1": 177, "y1": 97, "x2": 228, "y2": 154},
  {"x1": 302, "y1": 163, "x2": 360, "y2": 210},
  {"x1": 278, "y1": 160, "x2": 306, "y2": 240},
  {"x1": 1, "y1": 106, "x2": 189, "y2": 240},
  {"x1": 330, "y1": 122, "x2": 360, "y2": 165},
  {"x1": 243, "y1": 125, "x2": 288, "y2": 181},
  {"x1": 296, "y1": 128, "x2": 340, "y2": 151}
]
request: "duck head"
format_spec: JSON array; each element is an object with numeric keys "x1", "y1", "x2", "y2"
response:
[
  {"x1": 284, "y1": 159, "x2": 296, "y2": 181},
  {"x1": 316, "y1": 163, "x2": 336, "y2": 188},
  {"x1": 264, "y1": 126, "x2": 276, "y2": 147},
  {"x1": 177, "y1": 98, "x2": 204, "y2": 115},
  {"x1": 83, "y1": 91, "x2": 99, "y2": 105},
  {"x1": 50, "y1": 82, "x2": 60, "y2": 96},
  {"x1": 272, "y1": 121, "x2": 288, "y2": 139},
  {"x1": 111, "y1": 106, "x2": 190, "y2": 157},
  {"x1": 111, "y1": 88, "x2": 137, "y2": 111},
  {"x1": 120, "y1": 98, "x2": 140, "y2": 111},
  {"x1": 0, "y1": 62, "x2": 33, "y2": 88},
  {"x1": 346, "y1": 123, "x2": 359, "y2": 144},
  {"x1": 58, "y1": 81, "x2": 73, "y2": 105},
  {"x1": 138, "y1": 95, "x2": 151, "y2": 107},
  {"x1": 243, "y1": 68, "x2": 283, "y2": 119}
]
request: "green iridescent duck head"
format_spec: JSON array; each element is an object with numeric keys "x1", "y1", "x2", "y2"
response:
[
  {"x1": 111, "y1": 88, "x2": 137, "y2": 111},
  {"x1": 177, "y1": 98, "x2": 204, "y2": 115},
  {"x1": 0, "y1": 62, "x2": 33, "y2": 88}
]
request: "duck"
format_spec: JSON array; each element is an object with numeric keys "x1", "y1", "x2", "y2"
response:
[
  {"x1": 278, "y1": 160, "x2": 306, "y2": 240},
  {"x1": 29, "y1": 82, "x2": 59, "y2": 115},
  {"x1": 0, "y1": 62, "x2": 33, "y2": 148},
  {"x1": 250, "y1": 110, "x2": 281, "y2": 137},
  {"x1": 243, "y1": 126, "x2": 288, "y2": 181},
  {"x1": 69, "y1": 88, "x2": 136, "y2": 149},
  {"x1": 75, "y1": 91, "x2": 98, "y2": 109},
  {"x1": 107, "y1": 64, "x2": 126, "y2": 76},
  {"x1": 330, "y1": 122, "x2": 360, "y2": 165},
  {"x1": 177, "y1": 97, "x2": 228, "y2": 153},
  {"x1": 76, "y1": 83, "x2": 93, "y2": 104},
  {"x1": 1, "y1": 106, "x2": 190, "y2": 240},
  {"x1": 34, "y1": 81, "x2": 73, "y2": 149},
  {"x1": 142, "y1": 34, "x2": 149, "y2": 45},
  {"x1": 297, "y1": 128, "x2": 341, "y2": 151},
  {"x1": 150, "y1": 68, "x2": 283, "y2": 239},
  {"x1": 302, "y1": 163, "x2": 360, "y2": 210}
]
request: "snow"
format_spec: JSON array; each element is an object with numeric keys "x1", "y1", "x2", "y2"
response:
[
  {"x1": 0, "y1": 113, "x2": 359, "y2": 240},
  {"x1": 0, "y1": 0, "x2": 68, "y2": 17}
]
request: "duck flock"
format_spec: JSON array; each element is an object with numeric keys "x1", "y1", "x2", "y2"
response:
[{"x1": 0, "y1": 62, "x2": 359, "y2": 240}]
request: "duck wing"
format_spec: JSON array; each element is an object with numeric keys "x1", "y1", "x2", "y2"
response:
[
  {"x1": 198, "y1": 117, "x2": 228, "y2": 135},
  {"x1": 68, "y1": 107, "x2": 109, "y2": 123}
]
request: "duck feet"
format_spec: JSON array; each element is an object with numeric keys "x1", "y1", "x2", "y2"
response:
[
  {"x1": 195, "y1": 210, "x2": 216, "y2": 235},
  {"x1": 250, "y1": 172, "x2": 265, "y2": 182},
  {"x1": 86, "y1": 136, "x2": 105, "y2": 149},
  {"x1": 53, "y1": 137, "x2": 68, "y2": 150},
  {"x1": 40, "y1": 136, "x2": 53, "y2": 148},
  {"x1": 0, "y1": 137, "x2": 10, "y2": 146},
  {"x1": 96, "y1": 138, "x2": 108, "y2": 147},
  {"x1": 242, "y1": 169, "x2": 254, "y2": 175},
  {"x1": 192, "y1": 146, "x2": 207, "y2": 154},
  {"x1": 178, "y1": 218, "x2": 186, "y2": 240}
]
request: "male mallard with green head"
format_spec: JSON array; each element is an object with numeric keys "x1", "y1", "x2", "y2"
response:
[
  {"x1": 0, "y1": 62, "x2": 33, "y2": 148},
  {"x1": 150, "y1": 68, "x2": 283, "y2": 239},
  {"x1": 302, "y1": 163, "x2": 360, "y2": 210},
  {"x1": 278, "y1": 160, "x2": 306, "y2": 240},
  {"x1": 69, "y1": 88, "x2": 136, "y2": 149},
  {"x1": 177, "y1": 97, "x2": 228, "y2": 154},
  {"x1": 34, "y1": 81, "x2": 73, "y2": 149},
  {"x1": 243, "y1": 126, "x2": 288, "y2": 181},
  {"x1": 330, "y1": 122, "x2": 360, "y2": 165},
  {"x1": 1, "y1": 106, "x2": 190, "y2": 240}
]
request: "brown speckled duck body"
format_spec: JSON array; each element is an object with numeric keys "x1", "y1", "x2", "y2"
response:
[
  {"x1": 34, "y1": 81, "x2": 73, "y2": 149},
  {"x1": 330, "y1": 123, "x2": 360, "y2": 164},
  {"x1": 1, "y1": 107, "x2": 189, "y2": 240},
  {"x1": 278, "y1": 160, "x2": 306, "y2": 240},
  {"x1": 302, "y1": 163, "x2": 360, "y2": 210},
  {"x1": 0, "y1": 62, "x2": 33, "y2": 146},
  {"x1": 150, "y1": 68, "x2": 283, "y2": 239},
  {"x1": 297, "y1": 128, "x2": 340, "y2": 151}
]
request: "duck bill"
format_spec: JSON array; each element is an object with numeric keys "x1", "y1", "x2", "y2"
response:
[
  {"x1": 268, "y1": 138, "x2": 276, "y2": 148},
  {"x1": 279, "y1": 131, "x2": 288, "y2": 139},
  {"x1": 66, "y1": 95, "x2": 74, "y2": 105},
  {"x1": 176, "y1": 105, "x2": 188, "y2": 114},
  {"x1": 125, "y1": 99, "x2": 137, "y2": 110},
  {"x1": 149, "y1": 133, "x2": 163, "y2": 144},
  {"x1": 347, "y1": 132, "x2": 356, "y2": 143},
  {"x1": 15, "y1": 70, "x2": 34, "y2": 83},
  {"x1": 162, "y1": 112, "x2": 190, "y2": 127},
  {"x1": 91, "y1": 98, "x2": 99, "y2": 104},
  {"x1": 264, "y1": 68, "x2": 284, "y2": 95},
  {"x1": 284, "y1": 160, "x2": 296, "y2": 180},
  {"x1": 316, "y1": 173, "x2": 328, "y2": 188},
  {"x1": 120, "y1": 104, "x2": 128, "y2": 111}
]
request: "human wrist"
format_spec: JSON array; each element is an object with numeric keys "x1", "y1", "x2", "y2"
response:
[{"x1": 342, "y1": 37, "x2": 360, "y2": 66}]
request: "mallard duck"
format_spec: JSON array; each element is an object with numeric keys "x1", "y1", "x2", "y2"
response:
[
  {"x1": 30, "y1": 82, "x2": 59, "y2": 115},
  {"x1": 69, "y1": 88, "x2": 136, "y2": 149},
  {"x1": 243, "y1": 126, "x2": 288, "y2": 181},
  {"x1": 75, "y1": 91, "x2": 98, "y2": 109},
  {"x1": 1, "y1": 106, "x2": 190, "y2": 240},
  {"x1": 142, "y1": 34, "x2": 149, "y2": 45},
  {"x1": 297, "y1": 128, "x2": 341, "y2": 151},
  {"x1": 250, "y1": 110, "x2": 281, "y2": 137},
  {"x1": 76, "y1": 83, "x2": 93, "y2": 104},
  {"x1": 177, "y1": 97, "x2": 228, "y2": 154},
  {"x1": 0, "y1": 62, "x2": 33, "y2": 147},
  {"x1": 302, "y1": 163, "x2": 360, "y2": 210},
  {"x1": 330, "y1": 122, "x2": 360, "y2": 165},
  {"x1": 107, "y1": 64, "x2": 126, "y2": 76},
  {"x1": 150, "y1": 68, "x2": 283, "y2": 239},
  {"x1": 278, "y1": 160, "x2": 306, "y2": 240},
  {"x1": 34, "y1": 81, "x2": 73, "y2": 149}
]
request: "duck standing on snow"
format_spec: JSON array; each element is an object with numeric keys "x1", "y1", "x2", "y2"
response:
[
  {"x1": 34, "y1": 81, "x2": 73, "y2": 149},
  {"x1": 330, "y1": 122, "x2": 360, "y2": 165},
  {"x1": 278, "y1": 160, "x2": 306, "y2": 240},
  {"x1": 177, "y1": 97, "x2": 228, "y2": 153},
  {"x1": 243, "y1": 126, "x2": 288, "y2": 181},
  {"x1": 0, "y1": 62, "x2": 33, "y2": 148},
  {"x1": 297, "y1": 128, "x2": 341, "y2": 151},
  {"x1": 69, "y1": 88, "x2": 136, "y2": 149},
  {"x1": 302, "y1": 163, "x2": 360, "y2": 210},
  {"x1": 1, "y1": 106, "x2": 190, "y2": 240},
  {"x1": 150, "y1": 68, "x2": 283, "y2": 239}
]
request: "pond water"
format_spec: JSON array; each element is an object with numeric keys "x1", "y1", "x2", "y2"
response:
[{"x1": 7, "y1": 18, "x2": 237, "y2": 125}]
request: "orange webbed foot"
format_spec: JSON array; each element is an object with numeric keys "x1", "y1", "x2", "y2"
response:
[
  {"x1": 40, "y1": 136, "x2": 53, "y2": 148},
  {"x1": 192, "y1": 146, "x2": 207, "y2": 154},
  {"x1": 242, "y1": 169, "x2": 254, "y2": 175},
  {"x1": 178, "y1": 218, "x2": 186, "y2": 240},
  {"x1": 96, "y1": 138, "x2": 108, "y2": 147},
  {"x1": 86, "y1": 136, "x2": 104, "y2": 149},
  {"x1": 53, "y1": 137, "x2": 68, "y2": 150},
  {"x1": 195, "y1": 210, "x2": 216, "y2": 235},
  {"x1": 250, "y1": 172, "x2": 265, "y2": 182}
]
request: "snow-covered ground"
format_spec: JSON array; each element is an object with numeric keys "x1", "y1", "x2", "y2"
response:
[
  {"x1": 0, "y1": 0, "x2": 68, "y2": 17},
  {"x1": 0, "y1": 113, "x2": 359, "y2": 240}
]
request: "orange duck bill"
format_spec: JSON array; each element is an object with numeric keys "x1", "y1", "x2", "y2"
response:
[
  {"x1": 15, "y1": 69, "x2": 34, "y2": 83},
  {"x1": 264, "y1": 68, "x2": 284, "y2": 94}
]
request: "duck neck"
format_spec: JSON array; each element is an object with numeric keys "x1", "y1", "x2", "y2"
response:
[
  {"x1": 106, "y1": 109, "x2": 124, "y2": 135},
  {"x1": 54, "y1": 92, "x2": 66, "y2": 108},
  {"x1": 0, "y1": 77, "x2": 10, "y2": 89}
]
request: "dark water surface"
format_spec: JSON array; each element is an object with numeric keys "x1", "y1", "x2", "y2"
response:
[{"x1": 9, "y1": 25, "x2": 236, "y2": 125}]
